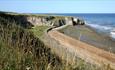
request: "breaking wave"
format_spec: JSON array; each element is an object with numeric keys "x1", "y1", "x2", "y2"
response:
[{"x1": 86, "y1": 23, "x2": 115, "y2": 39}]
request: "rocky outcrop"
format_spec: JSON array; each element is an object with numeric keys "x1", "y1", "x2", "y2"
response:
[
  {"x1": 0, "y1": 12, "x2": 85, "y2": 28},
  {"x1": 72, "y1": 17, "x2": 85, "y2": 25},
  {"x1": 27, "y1": 16, "x2": 67, "y2": 27},
  {"x1": 27, "y1": 16, "x2": 57, "y2": 26},
  {"x1": 26, "y1": 16, "x2": 85, "y2": 27}
]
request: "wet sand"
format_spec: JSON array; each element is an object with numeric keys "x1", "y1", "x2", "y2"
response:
[{"x1": 59, "y1": 25, "x2": 115, "y2": 53}]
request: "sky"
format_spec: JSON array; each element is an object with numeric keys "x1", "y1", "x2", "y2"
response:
[{"x1": 0, "y1": 0, "x2": 115, "y2": 13}]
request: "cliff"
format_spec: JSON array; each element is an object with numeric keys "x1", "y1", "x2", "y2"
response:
[
  {"x1": 27, "y1": 16, "x2": 85, "y2": 27},
  {"x1": 0, "y1": 12, "x2": 85, "y2": 28}
]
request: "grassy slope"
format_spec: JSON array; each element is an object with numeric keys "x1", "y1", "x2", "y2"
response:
[
  {"x1": 29, "y1": 26, "x2": 100, "y2": 70},
  {"x1": 30, "y1": 26, "x2": 49, "y2": 39},
  {"x1": 0, "y1": 12, "x2": 97, "y2": 70},
  {"x1": 0, "y1": 13, "x2": 63, "y2": 70},
  {"x1": 0, "y1": 12, "x2": 113, "y2": 70}
]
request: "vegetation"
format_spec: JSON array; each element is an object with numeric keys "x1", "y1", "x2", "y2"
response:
[
  {"x1": 0, "y1": 12, "x2": 113, "y2": 70},
  {"x1": 0, "y1": 13, "x2": 62, "y2": 70},
  {"x1": 30, "y1": 26, "x2": 49, "y2": 39}
]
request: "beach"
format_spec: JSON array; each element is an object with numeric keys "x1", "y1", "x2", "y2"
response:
[{"x1": 59, "y1": 25, "x2": 115, "y2": 53}]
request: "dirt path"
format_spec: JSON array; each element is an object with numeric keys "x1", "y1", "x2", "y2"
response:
[{"x1": 48, "y1": 30, "x2": 115, "y2": 69}]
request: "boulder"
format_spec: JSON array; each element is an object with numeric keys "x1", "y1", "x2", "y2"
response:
[
  {"x1": 72, "y1": 17, "x2": 85, "y2": 25},
  {"x1": 53, "y1": 19, "x2": 66, "y2": 27}
]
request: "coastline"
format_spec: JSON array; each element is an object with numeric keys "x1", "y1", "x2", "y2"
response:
[
  {"x1": 59, "y1": 25, "x2": 115, "y2": 53},
  {"x1": 86, "y1": 24, "x2": 115, "y2": 41},
  {"x1": 47, "y1": 27, "x2": 115, "y2": 69}
]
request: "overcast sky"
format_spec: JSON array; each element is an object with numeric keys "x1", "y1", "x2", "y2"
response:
[{"x1": 0, "y1": 0, "x2": 115, "y2": 13}]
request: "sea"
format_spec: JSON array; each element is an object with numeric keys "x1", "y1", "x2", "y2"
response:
[{"x1": 52, "y1": 13, "x2": 115, "y2": 39}]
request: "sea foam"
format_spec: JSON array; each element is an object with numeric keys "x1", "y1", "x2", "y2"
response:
[
  {"x1": 110, "y1": 29, "x2": 115, "y2": 39},
  {"x1": 86, "y1": 23, "x2": 115, "y2": 39}
]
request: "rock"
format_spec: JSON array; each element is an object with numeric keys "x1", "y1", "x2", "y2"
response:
[
  {"x1": 80, "y1": 20, "x2": 85, "y2": 25},
  {"x1": 27, "y1": 17, "x2": 43, "y2": 25},
  {"x1": 6, "y1": 13, "x2": 85, "y2": 27},
  {"x1": 72, "y1": 17, "x2": 78, "y2": 25},
  {"x1": 45, "y1": 16, "x2": 55, "y2": 21},
  {"x1": 72, "y1": 17, "x2": 85, "y2": 26},
  {"x1": 65, "y1": 17, "x2": 73, "y2": 25},
  {"x1": 0, "y1": 12, "x2": 85, "y2": 27},
  {"x1": 27, "y1": 16, "x2": 55, "y2": 26},
  {"x1": 53, "y1": 19, "x2": 66, "y2": 27}
]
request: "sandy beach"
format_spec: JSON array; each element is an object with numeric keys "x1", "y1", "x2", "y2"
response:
[{"x1": 59, "y1": 25, "x2": 115, "y2": 53}]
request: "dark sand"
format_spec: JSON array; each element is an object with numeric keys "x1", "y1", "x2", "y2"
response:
[{"x1": 59, "y1": 25, "x2": 115, "y2": 53}]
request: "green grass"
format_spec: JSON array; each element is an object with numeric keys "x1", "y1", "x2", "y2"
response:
[
  {"x1": 0, "y1": 40, "x2": 35, "y2": 70},
  {"x1": 30, "y1": 26, "x2": 49, "y2": 38},
  {"x1": 0, "y1": 14, "x2": 63, "y2": 70},
  {"x1": 0, "y1": 12, "x2": 114, "y2": 70}
]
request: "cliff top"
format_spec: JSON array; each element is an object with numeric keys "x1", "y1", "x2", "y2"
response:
[{"x1": 0, "y1": 11, "x2": 72, "y2": 18}]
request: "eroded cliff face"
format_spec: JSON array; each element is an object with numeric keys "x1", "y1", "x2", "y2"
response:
[
  {"x1": 27, "y1": 16, "x2": 54, "y2": 26},
  {"x1": 26, "y1": 16, "x2": 85, "y2": 27},
  {"x1": 0, "y1": 12, "x2": 85, "y2": 28},
  {"x1": 26, "y1": 16, "x2": 71, "y2": 27}
]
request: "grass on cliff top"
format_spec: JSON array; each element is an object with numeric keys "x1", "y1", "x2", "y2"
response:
[
  {"x1": 0, "y1": 11, "x2": 72, "y2": 18},
  {"x1": 30, "y1": 26, "x2": 49, "y2": 38}
]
